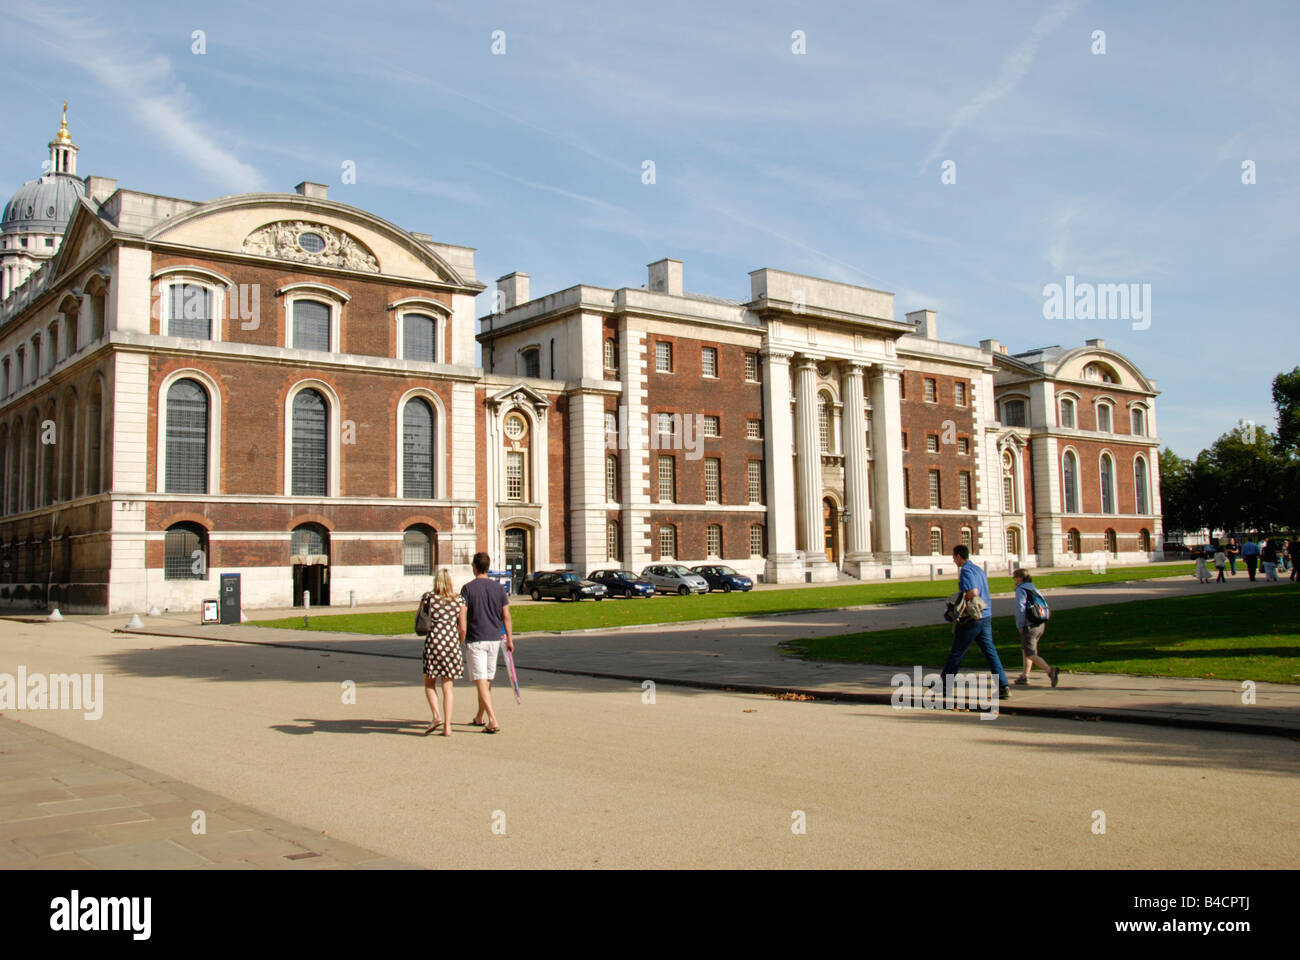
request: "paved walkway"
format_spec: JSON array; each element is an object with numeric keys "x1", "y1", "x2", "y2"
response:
[
  {"x1": 118, "y1": 574, "x2": 1300, "y2": 738},
  {"x1": 0, "y1": 717, "x2": 414, "y2": 869}
]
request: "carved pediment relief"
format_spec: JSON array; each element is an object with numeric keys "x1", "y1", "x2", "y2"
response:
[
  {"x1": 243, "y1": 221, "x2": 380, "y2": 273},
  {"x1": 488, "y1": 383, "x2": 551, "y2": 423}
]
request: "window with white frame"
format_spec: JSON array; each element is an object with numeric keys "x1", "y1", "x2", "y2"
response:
[
  {"x1": 930, "y1": 527, "x2": 943, "y2": 555},
  {"x1": 701, "y1": 346, "x2": 718, "y2": 378},
  {"x1": 403, "y1": 314, "x2": 438, "y2": 363},
  {"x1": 658, "y1": 455, "x2": 675, "y2": 502},
  {"x1": 603, "y1": 338, "x2": 617, "y2": 372},
  {"x1": 1135, "y1": 456, "x2": 1150, "y2": 514},
  {"x1": 1131, "y1": 407, "x2": 1146, "y2": 436},
  {"x1": 704, "y1": 458, "x2": 721, "y2": 503},
  {"x1": 928, "y1": 470, "x2": 940, "y2": 508},
  {"x1": 506, "y1": 451, "x2": 525, "y2": 501},
  {"x1": 659, "y1": 524, "x2": 677, "y2": 558},
  {"x1": 521, "y1": 348, "x2": 540, "y2": 378},
  {"x1": 403, "y1": 526, "x2": 433, "y2": 575},
  {"x1": 818, "y1": 397, "x2": 830, "y2": 452},
  {"x1": 957, "y1": 437, "x2": 969, "y2": 455},
  {"x1": 954, "y1": 382, "x2": 967, "y2": 406},
  {"x1": 746, "y1": 419, "x2": 762, "y2": 440},
  {"x1": 607, "y1": 520, "x2": 621, "y2": 561},
  {"x1": 292, "y1": 300, "x2": 332, "y2": 352},
  {"x1": 657, "y1": 413, "x2": 676, "y2": 437},
  {"x1": 1097, "y1": 403, "x2": 1113, "y2": 433},
  {"x1": 959, "y1": 472, "x2": 971, "y2": 509},
  {"x1": 703, "y1": 415, "x2": 720, "y2": 438},
  {"x1": 1006, "y1": 527, "x2": 1021, "y2": 556},
  {"x1": 1100, "y1": 453, "x2": 1116, "y2": 513},
  {"x1": 165, "y1": 378, "x2": 209, "y2": 494},
  {"x1": 402, "y1": 397, "x2": 435, "y2": 498},
  {"x1": 605, "y1": 454, "x2": 618, "y2": 502},
  {"x1": 747, "y1": 460, "x2": 763, "y2": 503},
  {"x1": 961, "y1": 527, "x2": 973, "y2": 550},
  {"x1": 749, "y1": 524, "x2": 764, "y2": 557},
  {"x1": 744, "y1": 352, "x2": 759, "y2": 382},
  {"x1": 927, "y1": 434, "x2": 939, "y2": 453},
  {"x1": 1059, "y1": 397, "x2": 1076, "y2": 428},
  {"x1": 655, "y1": 341, "x2": 673, "y2": 373},
  {"x1": 1062, "y1": 451, "x2": 1079, "y2": 513},
  {"x1": 924, "y1": 378, "x2": 937, "y2": 403},
  {"x1": 604, "y1": 411, "x2": 617, "y2": 440},
  {"x1": 291, "y1": 388, "x2": 328, "y2": 496},
  {"x1": 706, "y1": 523, "x2": 722, "y2": 557}
]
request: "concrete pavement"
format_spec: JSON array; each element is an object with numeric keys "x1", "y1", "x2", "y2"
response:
[{"x1": 113, "y1": 574, "x2": 1300, "y2": 737}]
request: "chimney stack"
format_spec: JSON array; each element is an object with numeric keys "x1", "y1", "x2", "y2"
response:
[
  {"x1": 647, "y1": 258, "x2": 683, "y2": 296},
  {"x1": 1085, "y1": 338, "x2": 1106, "y2": 348},
  {"x1": 295, "y1": 181, "x2": 329, "y2": 199},
  {"x1": 496, "y1": 272, "x2": 530, "y2": 311},
  {"x1": 907, "y1": 309, "x2": 938, "y2": 340},
  {"x1": 980, "y1": 338, "x2": 1001, "y2": 355}
]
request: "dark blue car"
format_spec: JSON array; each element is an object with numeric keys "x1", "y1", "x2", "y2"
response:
[
  {"x1": 691, "y1": 565, "x2": 754, "y2": 593},
  {"x1": 587, "y1": 569, "x2": 656, "y2": 598}
]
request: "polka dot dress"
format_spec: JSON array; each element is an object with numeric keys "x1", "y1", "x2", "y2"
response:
[{"x1": 420, "y1": 593, "x2": 465, "y2": 680}]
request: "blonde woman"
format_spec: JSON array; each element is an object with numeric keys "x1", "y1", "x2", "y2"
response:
[{"x1": 418, "y1": 569, "x2": 465, "y2": 736}]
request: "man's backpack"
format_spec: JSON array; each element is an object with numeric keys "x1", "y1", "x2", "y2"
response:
[{"x1": 1024, "y1": 588, "x2": 1050, "y2": 626}]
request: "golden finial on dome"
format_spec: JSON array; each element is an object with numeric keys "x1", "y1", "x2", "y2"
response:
[{"x1": 54, "y1": 100, "x2": 73, "y2": 144}]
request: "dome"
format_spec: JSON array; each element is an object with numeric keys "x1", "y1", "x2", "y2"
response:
[{"x1": 1, "y1": 173, "x2": 86, "y2": 236}]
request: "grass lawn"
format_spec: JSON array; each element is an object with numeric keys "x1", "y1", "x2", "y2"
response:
[
  {"x1": 785, "y1": 584, "x2": 1300, "y2": 685},
  {"x1": 251, "y1": 562, "x2": 1195, "y2": 635}
]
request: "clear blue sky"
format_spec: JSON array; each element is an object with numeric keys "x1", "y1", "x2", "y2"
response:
[{"x1": 3, "y1": 0, "x2": 1296, "y2": 457}]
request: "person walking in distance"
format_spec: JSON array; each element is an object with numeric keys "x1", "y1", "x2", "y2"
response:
[
  {"x1": 460, "y1": 552, "x2": 512, "y2": 734},
  {"x1": 1213, "y1": 545, "x2": 1228, "y2": 583},
  {"x1": 1194, "y1": 546, "x2": 1211, "y2": 584},
  {"x1": 1011, "y1": 570, "x2": 1060, "y2": 688},
  {"x1": 1225, "y1": 539, "x2": 1238, "y2": 577},
  {"x1": 417, "y1": 569, "x2": 464, "y2": 736},
  {"x1": 1289, "y1": 538, "x2": 1300, "y2": 582},
  {"x1": 1261, "y1": 539, "x2": 1280, "y2": 582},
  {"x1": 1240, "y1": 536, "x2": 1261, "y2": 582},
  {"x1": 940, "y1": 545, "x2": 1011, "y2": 701}
]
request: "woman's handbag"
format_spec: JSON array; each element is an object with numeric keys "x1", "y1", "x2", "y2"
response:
[{"x1": 414, "y1": 594, "x2": 434, "y2": 635}]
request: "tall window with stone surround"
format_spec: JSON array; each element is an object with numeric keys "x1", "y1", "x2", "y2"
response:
[
  {"x1": 659, "y1": 524, "x2": 677, "y2": 559},
  {"x1": 704, "y1": 458, "x2": 721, "y2": 503},
  {"x1": 928, "y1": 470, "x2": 941, "y2": 508},
  {"x1": 706, "y1": 523, "x2": 722, "y2": 557},
  {"x1": 658, "y1": 455, "x2": 675, "y2": 502},
  {"x1": 747, "y1": 460, "x2": 763, "y2": 504}
]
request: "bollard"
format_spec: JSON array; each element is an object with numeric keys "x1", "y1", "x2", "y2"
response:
[
  {"x1": 303, "y1": 590, "x2": 310, "y2": 627},
  {"x1": 929, "y1": 565, "x2": 936, "y2": 582},
  {"x1": 349, "y1": 590, "x2": 357, "y2": 608}
]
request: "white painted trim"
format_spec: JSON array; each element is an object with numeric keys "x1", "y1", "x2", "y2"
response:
[
  {"x1": 388, "y1": 296, "x2": 451, "y2": 315},
  {"x1": 283, "y1": 378, "x2": 342, "y2": 497},
  {"x1": 153, "y1": 265, "x2": 234, "y2": 288},
  {"x1": 278, "y1": 281, "x2": 351, "y2": 302},
  {"x1": 283, "y1": 291, "x2": 344, "y2": 352},
  {"x1": 394, "y1": 308, "x2": 449, "y2": 364},
  {"x1": 155, "y1": 368, "x2": 222, "y2": 495},
  {"x1": 1098, "y1": 448, "x2": 1117, "y2": 515}
]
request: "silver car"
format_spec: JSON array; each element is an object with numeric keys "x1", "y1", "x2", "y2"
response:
[{"x1": 640, "y1": 564, "x2": 710, "y2": 595}]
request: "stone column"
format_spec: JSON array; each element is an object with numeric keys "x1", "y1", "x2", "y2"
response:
[
  {"x1": 794, "y1": 355, "x2": 835, "y2": 581},
  {"x1": 869, "y1": 363, "x2": 909, "y2": 565},
  {"x1": 760, "y1": 348, "x2": 800, "y2": 582},
  {"x1": 841, "y1": 361, "x2": 873, "y2": 576}
]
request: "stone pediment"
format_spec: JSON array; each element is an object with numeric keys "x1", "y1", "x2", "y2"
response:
[
  {"x1": 488, "y1": 383, "x2": 552, "y2": 421},
  {"x1": 242, "y1": 220, "x2": 380, "y2": 273}
]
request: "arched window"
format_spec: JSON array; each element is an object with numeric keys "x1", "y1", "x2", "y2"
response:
[
  {"x1": 1134, "y1": 456, "x2": 1150, "y2": 515},
  {"x1": 603, "y1": 338, "x2": 617, "y2": 372},
  {"x1": 291, "y1": 389, "x2": 328, "y2": 496},
  {"x1": 42, "y1": 403, "x2": 57, "y2": 505},
  {"x1": 402, "y1": 397, "x2": 434, "y2": 498},
  {"x1": 165, "y1": 379, "x2": 209, "y2": 493},
  {"x1": 26, "y1": 415, "x2": 40, "y2": 510},
  {"x1": 1130, "y1": 407, "x2": 1146, "y2": 436},
  {"x1": 291, "y1": 523, "x2": 328, "y2": 559},
  {"x1": 1139, "y1": 529, "x2": 1151, "y2": 553},
  {"x1": 88, "y1": 290, "x2": 106, "y2": 341},
  {"x1": 607, "y1": 520, "x2": 621, "y2": 561},
  {"x1": 1006, "y1": 526, "x2": 1021, "y2": 557},
  {"x1": 1062, "y1": 451, "x2": 1079, "y2": 513},
  {"x1": 1104, "y1": 528, "x2": 1118, "y2": 557},
  {"x1": 1058, "y1": 397, "x2": 1076, "y2": 428},
  {"x1": 1097, "y1": 403, "x2": 1113, "y2": 433},
  {"x1": 1084, "y1": 363, "x2": 1117, "y2": 383},
  {"x1": 168, "y1": 283, "x2": 213, "y2": 339},
  {"x1": 929, "y1": 527, "x2": 943, "y2": 555},
  {"x1": 905, "y1": 525, "x2": 913, "y2": 556},
  {"x1": 1002, "y1": 450, "x2": 1017, "y2": 513},
  {"x1": 60, "y1": 393, "x2": 76, "y2": 501},
  {"x1": 85, "y1": 382, "x2": 102, "y2": 495},
  {"x1": 1067, "y1": 528, "x2": 1081, "y2": 557},
  {"x1": 960, "y1": 527, "x2": 973, "y2": 551},
  {"x1": 1100, "y1": 453, "x2": 1116, "y2": 514},
  {"x1": 749, "y1": 524, "x2": 764, "y2": 557},
  {"x1": 1002, "y1": 399, "x2": 1027, "y2": 427},
  {"x1": 817, "y1": 394, "x2": 831, "y2": 453},
  {"x1": 164, "y1": 522, "x2": 207, "y2": 580},
  {"x1": 659, "y1": 524, "x2": 677, "y2": 559},
  {"x1": 7, "y1": 418, "x2": 21, "y2": 513},
  {"x1": 403, "y1": 314, "x2": 437, "y2": 363},
  {"x1": 520, "y1": 348, "x2": 540, "y2": 378},
  {"x1": 402, "y1": 525, "x2": 434, "y2": 576},
  {"x1": 292, "y1": 300, "x2": 331, "y2": 352},
  {"x1": 706, "y1": 523, "x2": 723, "y2": 557}
]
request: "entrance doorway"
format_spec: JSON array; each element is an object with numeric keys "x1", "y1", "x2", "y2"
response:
[
  {"x1": 823, "y1": 498, "x2": 839, "y2": 563},
  {"x1": 291, "y1": 523, "x2": 330, "y2": 606},
  {"x1": 504, "y1": 527, "x2": 529, "y2": 594}
]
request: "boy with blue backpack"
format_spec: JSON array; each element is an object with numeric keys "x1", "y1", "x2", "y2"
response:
[{"x1": 1012, "y1": 569, "x2": 1060, "y2": 687}]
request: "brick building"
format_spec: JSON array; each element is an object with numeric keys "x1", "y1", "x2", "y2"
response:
[{"x1": 0, "y1": 115, "x2": 1163, "y2": 613}]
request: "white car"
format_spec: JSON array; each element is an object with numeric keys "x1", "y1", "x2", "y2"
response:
[{"x1": 640, "y1": 564, "x2": 710, "y2": 595}]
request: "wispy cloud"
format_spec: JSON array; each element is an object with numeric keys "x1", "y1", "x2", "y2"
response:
[
  {"x1": 917, "y1": 0, "x2": 1083, "y2": 173},
  {"x1": 3, "y1": 1, "x2": 263, "y2": 192}
]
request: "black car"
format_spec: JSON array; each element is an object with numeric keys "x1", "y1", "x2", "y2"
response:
[
  {"x1": 690, "y1": 564, "x2": 754, "y2": 593},
  {"x1": 587, "y1": 569, "x2": 656, "y2": 598},
  {"x1": 522, "y1": 571, "x2": 607, "y2": 602}
]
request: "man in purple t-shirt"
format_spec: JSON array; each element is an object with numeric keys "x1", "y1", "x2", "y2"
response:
[{"x1": 458, "y1": 552, "x2": 513, "y2": 733}]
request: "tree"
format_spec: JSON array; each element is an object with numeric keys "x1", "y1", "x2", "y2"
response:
[
  {"x1": 1199, "y1": 424, "x2": 1285, "y2": 534},
  {"x1": 1157, "y1": 448, "x2": 1199, "y2": 534},
  {"x1": 1273, "y1": 366, "x2": 1300, "y2": 455}
]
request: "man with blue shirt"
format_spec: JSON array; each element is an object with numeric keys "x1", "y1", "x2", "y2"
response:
[
  {"x1": 1240, "y1": 537, "x2": 1261, "y2": 582},
  {"x1": 940, "y1": 544, "x2": 1011, "y2": 701}
]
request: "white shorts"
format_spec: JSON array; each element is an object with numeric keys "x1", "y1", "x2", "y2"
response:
[{"x1": 465, "y1": 641, "x2": 501, "y2": 681}]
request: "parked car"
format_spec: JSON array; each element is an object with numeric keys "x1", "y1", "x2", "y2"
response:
[
  {"x1": 691, "y1": 564, "x2": 754, "y2": 593},
  {"x1": 587, "y1": 569, "x2": 656, "y2": 598},
  {"x1": 522, "y1": 571, "x2": 607, "y2": 602},
  {"x1": 640, "y1": 564, "x2": 710, "y2": 595}
]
